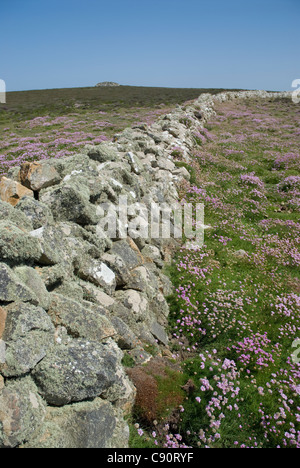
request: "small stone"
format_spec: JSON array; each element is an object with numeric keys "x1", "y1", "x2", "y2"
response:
[
  {"x1": 172, "y1": 167, "x2": 191, "y2": 180},
  {"x1": 126, "y1": 152, "x2": 143, "y2": 175},
  {"x1": 114, "y1": 290, "x2": 149, "y2": 323},
  {"x1": 150, "y1": 321, "x2": 168, "y2": 346},
  {"x1": 110, "y1": 316, "x2": 139, "y2": 350},
  {"x1": 234, "y1": 249, "x2": 248, "y2": 259},
  {"x1": 79, "y1": 281, "x2": 116, "y2": 310},
  {"x1": 101, "y1": 253, "x2": 131, "y2": 286},
  {"x1": 0, "y1": 177, "x2": 34, "y2": 207},
  {"x1": 40, "y1": 181, "x2": 98, "y2": 225}
]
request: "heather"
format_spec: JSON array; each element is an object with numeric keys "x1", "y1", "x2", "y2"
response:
[{"x1": 133, "y1": 97, "x2": 300, "y2": 448}]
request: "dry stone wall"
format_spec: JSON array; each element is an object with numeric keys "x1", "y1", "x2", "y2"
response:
[{"x1": 0, "y1": 89, "x2": 290, "y2": 448}]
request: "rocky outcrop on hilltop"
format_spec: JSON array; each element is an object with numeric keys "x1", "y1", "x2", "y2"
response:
[
  {"x1": 0, "y1": 89, "x2": 291, "y2": 448},
  {"x1": 96, "y1": 82, "x2": 120, "y2": 87}
]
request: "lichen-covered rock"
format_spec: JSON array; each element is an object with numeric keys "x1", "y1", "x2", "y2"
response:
[
  {"x1": 14, "y1": 266, "x2": 51, "y2": 310},
  {"x1": 40, "y1": 181, "x2": 98, "y2": 225},
  {"x1": 15, "y1": 196, "x2": 54, "y2": 229},
  {"x1": 79, "y1": 280, "x2": 116, "y2": 310},
  {"x1": 32, "y1": 339, "x2": 124, "y2": 406},
  {"x1": 0, "y1": 263, "x2": 35, "y2": 303},
  {"x1": 21, "y1": 400, "x2": 129, "y2": 449},
  {"x1": 126, "y1": 151, "x2": 144, "y2": 175},
  {"x1": 101, "y1": 253, "x2": 131, "y2": 286},
  {"x1": 34, "y1": 264, "x2": 68, "y2": 288},
  {"x1": 53, "y1": 280, "x2": 84, "y2": 302},
  {"x1": 0, "y1": 176, "x2": 34, "y2": 207},
  {"x1": 172, "y1": 166, "x2": 191, "y2": 180},
  {"x1": 48, "y1": 293, "x2": 116, "y2": 342},
  {"x1": 110, "y1": 316, "x2": 140, "y2": 350},
  {"x1": 0, "y1": 376, "x2": 46, "y2": 448},
  {"x1": 76, "y1": 259, "x2": 116, "y2": 295},
  {"x1": 0, "y1": 220, "x2": 43, "y2": 263},
  {"x1": 20, "y1": 162, "x2": 61, "y2": 191},
  {"x1": 141, "y1": 244, "x2": 163, "y2": 266},
  {"x1": 85, "y1": 143, "x2": 119, "y2": 163},
  {"x1": 124, "y1": 265, "x2": 151, "y2": 292},
  {"x1": 114, "y1": 290, "x2": 149, "y2": 324},
  {"x1": 0, "y1": 200, "x2": 33, "y2": 231},
  {"x1": 150, "y1": 291, "x2": 170, "y2": 322},
  {"x1": 0, "y1": 302, "x2": 55, "y2": 377},
  {"x1": 110, "y1": 239, "x2": 144, "y2": 271}
]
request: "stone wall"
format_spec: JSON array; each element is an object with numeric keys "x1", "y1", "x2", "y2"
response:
[{"x1": 0, "y1": 89, "x2": 290, "y2": 448}]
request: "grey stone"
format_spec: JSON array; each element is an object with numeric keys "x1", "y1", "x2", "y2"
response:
[
  {"x1": 85, "y1": 143, "x2": 119, "y2": 163},
  {"x1": 0, "y1": 302, "x2": 54, "y2": 377},
  {"x1": 53, "y1": 280, "x2": 84, "y2": 302},
  {"x1": 114, "y1": 290, "x2": 149, "y2": 324},
  {"x1": 29, "y1": 224, "x2": 68, "y2": 266},
  {"x1": 234, "y1": 249, "x2": 248, "y2": 259},
  {"x1": 32, "y1": 339, "x2": 122, "y2": 406},
  {"x1": 0, "y1": 200, "x2": 33, "y2": 231},
  {"x1": 0, "y1": 376, "x2": 46, "y2": 448},
  {"x1": 76, "y1": 258, "x2": 116, "y2": 295},
  {"x1": 21, "y1": 400, "x2": 129, "y2": 449},
  {"x1": 0, "y1": 263, "x2": 35, "y2": 303},
  {"x1": 0, "y1": 220, "x2": 43, "y2": 263},
  {"x1": 101, "y1": 253, "x2": 131, "y2": 286},
  {"x1": 34, "y1": 264, "x2": 68, "y2": 288},
  {"x1": 110, "y1": 316, "x2": 139, "y2": 350},
  {"x1": 126, "y1": 152, "x2": 144, "y2": 175},
  {"x1": 150, "y1": 291, "x2": 170, "y2": 322},
  {"x1": 48, "y1": 294, "x2": 116, "y2": 342},
  {"x1": 14, "y1": 266, "x2": 51, "y2": 310},
  {"x1": 150, "y1": 321, "x2": 169, "y2": 346},
  {"x1": 110, "y1": 239, "x2": 144, "y2": 271},
  {"x1": 40, "y1": 181, "x2": 98, "y2": 225},
  {"x1": 124, "y1": 266, "x2": 151, "y2": 292},
  {"x1": 15, "y1": 196, "x2": 54, "y2": 229},
  {"x1": 172, "y1": 166, "x2": 191, "y2": 180}
]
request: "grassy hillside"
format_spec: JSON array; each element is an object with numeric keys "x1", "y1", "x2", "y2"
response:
[
  {"x1": 0, "y1": 86, "x2": 241, "y2": 176},
  {"x1": 1, "y1": 86, "x2": 241, "y2": 119}
]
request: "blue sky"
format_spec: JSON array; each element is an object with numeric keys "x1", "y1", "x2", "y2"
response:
[{"x1": 1, "y1": 0, "x2": 299, "y2": 91}]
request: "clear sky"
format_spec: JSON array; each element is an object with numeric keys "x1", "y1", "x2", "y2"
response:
[{"x1": 1, "y1": 0, "x2": 299, "y2": 92}]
